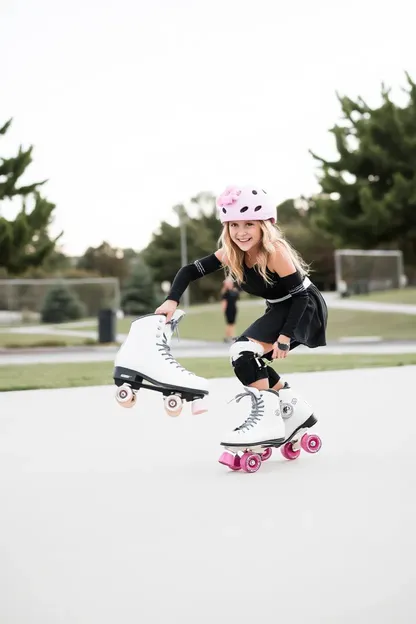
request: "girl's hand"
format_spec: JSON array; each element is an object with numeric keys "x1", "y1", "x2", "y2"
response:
[
  {"x1": 272, "y1": 334, "x2": 290, "y2": 359},
  {"x1": 154, "y1": 299, "x2": 178, "y2": 322}
]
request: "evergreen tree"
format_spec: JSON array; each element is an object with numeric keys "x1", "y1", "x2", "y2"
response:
[
  {"x1": 141, "y1": 195, "x2": 224, "y2": 303},
  {"x1": 0, "y1": 118, "x2": 61, "y2": 274},
  {"x1": 310, "y1": 73, "x2": 416, "y2": 266},
  {"x1": 121, "y1": 259, "x2": 157, "y2": 316},
  {"x1": 277, "y1": 198, "x2": 336, "y2": 290}
]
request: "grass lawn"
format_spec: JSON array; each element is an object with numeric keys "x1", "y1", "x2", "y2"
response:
[
  {"x1": 1, "y1": 353, "x2": 416, "y2": 392},
  {"x1": 77, "y1": 304, "x2": 416, "y2": 342},
  {"x1": 350, "y1": 287, "x2": 416, "y2": 305},
  {"x1": 0, "y1": 333, "x2": 96, "y2": 349}
]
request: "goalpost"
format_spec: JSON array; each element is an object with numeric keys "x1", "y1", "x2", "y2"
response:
[
  {"x1": 0, "y1": 277, "x2": 121, "y2": 317},
  {"x1": 334, "y1": 249, "x2": 404, "y2": 296}
]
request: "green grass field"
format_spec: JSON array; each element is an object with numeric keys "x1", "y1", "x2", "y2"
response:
[
  {"x1": 78, "y1": 304, "x2": 416, "y2": 342},
  {"x1": 350, "y1": 287, "x2": 416, "y2": 304},
  {"x1": 0, "y1": 333, "x2": 96, "y2": 349},
  {"x1": 1, "y1": 353, "x2": 416, "y2": 392}
]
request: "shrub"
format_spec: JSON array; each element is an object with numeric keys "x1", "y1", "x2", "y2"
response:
[
  {"x1": 121, "y1": 261, "x2": 156, "y2": 316},
  {"x1": 41, "y1": 284, "x2": 87, "y2": 323}
]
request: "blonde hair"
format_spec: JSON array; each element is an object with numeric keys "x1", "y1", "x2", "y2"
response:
[{"x1": 218, "y1": 220, "x2": 310, "y2": 285}]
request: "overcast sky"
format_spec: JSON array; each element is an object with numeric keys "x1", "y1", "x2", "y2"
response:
[{"x1": 1, "y1": 0, "x2": 415, "y2": 256}]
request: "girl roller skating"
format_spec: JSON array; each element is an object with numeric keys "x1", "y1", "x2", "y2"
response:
[{"x1": 155, "y1": 184, "x2": 328, "y2": 472}]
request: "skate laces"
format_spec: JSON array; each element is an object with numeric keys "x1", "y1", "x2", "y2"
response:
[
  {"x1": 232, "y1": 391, "x2": 265, "y2": 432},
  {"x1": 156, "y1": 336, "x2": 194, "y2": 375},
  {"x1": 170, "y1": 317, "x2": 181, "y2": 339},
  {"x1": 163, "y1": 317, "x2": 182, "y2": 343}
]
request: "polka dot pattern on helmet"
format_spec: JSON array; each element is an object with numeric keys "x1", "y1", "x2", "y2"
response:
[{"x1": 216, "y1": 185, "x2": 276, "y2": 224}]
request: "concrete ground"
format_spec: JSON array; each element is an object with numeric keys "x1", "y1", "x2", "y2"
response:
[{"x1": 0, "y1": 366, "x2": 415, "y2": 624}]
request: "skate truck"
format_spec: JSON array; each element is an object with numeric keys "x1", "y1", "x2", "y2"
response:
[{"x1": 113, "y1": 311, "x2": 209, "y2": 417}]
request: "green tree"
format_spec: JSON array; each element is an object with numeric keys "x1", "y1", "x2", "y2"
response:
[
  {"x1": 310, "y1": 73, "x2": 416, "y2": 267},
  {"x1": 277, "y1": 198, "x2": 336, "y2": 290},
  {"x1": 77, "y1": 241, "x2": 129, "y2": 284},
  {"x1": 142, "y1": 194, "x2": 224, "y2": 303},
  {"x1": 0, "y1": 118, "x2": 62, "y2": 274},
  {"x1": 121, "y1": 259, "x2": 157, "y2": 315}
]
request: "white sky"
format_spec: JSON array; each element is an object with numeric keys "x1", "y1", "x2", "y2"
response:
[{"x1": 1, "y1": 0, "x2": 415, "y2": 256}]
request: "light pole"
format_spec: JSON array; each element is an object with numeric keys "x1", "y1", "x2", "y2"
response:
[{"x1": 173, "y1": 204, "x2": 190, "y2": 309}]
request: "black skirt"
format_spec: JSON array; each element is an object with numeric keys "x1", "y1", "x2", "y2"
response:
[{"x1": 241, "y1": 283, "x2": 328, "y2": 350}]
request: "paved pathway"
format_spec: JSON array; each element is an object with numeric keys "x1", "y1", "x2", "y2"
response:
[
  {"x1": 1, "y1": 339, "x2": 416, "y2": 366},
  {"x1": 1, "y1": 292, "x2": 416, "y2": 366}
]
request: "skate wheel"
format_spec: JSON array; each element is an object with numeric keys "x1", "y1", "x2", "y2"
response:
[
  {"x1": 164, "y1": 394, "x2": 183, "y2": 417},
  {"x1": 240, "y1": 452, "x2": 262, "y2": 473},
  {"x1": 301, "y1": 433, "x2": 322, "y2": 454},
  {"x1": 261, "y1": 447, "x2": 273, "y2": 461},
  {"x1": 218, "y1": 451, "x2": 241, "y2": 471},
  {"x1": 115, "y1": 384, "x2": 136, "y2": 408},
  {"x1": 281, "y1": 442, "x2": 301, "y2": 461}
]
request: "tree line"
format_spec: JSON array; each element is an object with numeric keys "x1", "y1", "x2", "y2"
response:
[{"x1": 1, "y1": 73, "x2": 416, "y2": 311}]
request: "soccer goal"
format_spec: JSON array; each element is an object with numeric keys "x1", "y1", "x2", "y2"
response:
[
  {"x1": 334, "y1": 249, "x2": 404, "y2": 296},
  {"x1": 0, "y1": 277, "x2": 121, "y2": 318}
]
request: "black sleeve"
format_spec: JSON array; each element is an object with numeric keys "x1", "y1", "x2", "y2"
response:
[
  {"x1": 166, "y1": 253, "x2": 223, "y2": 303},
  {"x1": 279, "y1": 271, "x2": 309, "y2": 339}
]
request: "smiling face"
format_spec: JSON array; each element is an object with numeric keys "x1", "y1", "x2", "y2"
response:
[{"x1": 228, "y1": 220, "x2": 262, "y2": 253}]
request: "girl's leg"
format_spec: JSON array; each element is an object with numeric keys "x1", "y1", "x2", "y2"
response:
[
  {"x1": 227, "y1": 323, "x2": 236, "y2": 339},
  {"x1": 245, "y1": 337, "x2": 287, "y2": 391},
  {"x1": 243, "y1": 337, "x2": 275, "y2": 391}
]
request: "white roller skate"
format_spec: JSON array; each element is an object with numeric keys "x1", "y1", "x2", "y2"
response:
[
  {"x1": 218, "y1": 387, "x2": 286, "y2": 473},
  {"x1": 113, "y1": 313, "x2": 208, "y2": 417},
  {"x1": 278, "y1": 383, "x2": 322, "y2": 461}
]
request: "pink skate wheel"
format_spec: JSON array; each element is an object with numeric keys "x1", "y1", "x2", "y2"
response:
[
  {"x1": 301, "y1": 433, "x2": 322, "y2": 454},
  {"x1": 261, "y1": 448, "x2": 273, "y2": 461},
  {"x1": 281, "y1": 442, "x2": 301, "y2": 461},
  {"x1": 240, "y1": 452, "x2": 261, "y2": 473},
  {"x1": 218, "y1": 451, "x2": 241, "y2": 471}
]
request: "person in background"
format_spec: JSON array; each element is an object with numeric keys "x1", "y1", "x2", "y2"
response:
[{"x1": 220, "y1": 276, "x2": 240, "y2": 343}]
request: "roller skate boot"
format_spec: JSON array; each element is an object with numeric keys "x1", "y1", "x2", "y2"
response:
[
  {"x1": 113, "y1": 313, "x2": 208, "y2": 416},
  {"x1": 279, "y1": 383, "x2": 322, "y2": 460},
  {"x1": 219, "y1": 387, "x2": 285, "y2": 473}
]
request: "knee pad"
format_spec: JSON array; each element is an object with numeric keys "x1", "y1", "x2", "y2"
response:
[
  {"x1": 229, "y1": 337, "x2": 268, "y2": 386},
  {"x1": 266, "y1": 366, "x2": 280, "y2": 387}
]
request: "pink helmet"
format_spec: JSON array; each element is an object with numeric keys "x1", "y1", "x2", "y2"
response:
[{"x1": 216, "y1": 185, "x2": 276, "y2": 224}]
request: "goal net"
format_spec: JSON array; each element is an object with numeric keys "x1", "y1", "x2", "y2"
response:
[
  {"x1": 0, "y1": 277, "x2": 120, "y2": 318},
  {"x1": 334, "y1": 249, "x2": 404, "y2": 295}
]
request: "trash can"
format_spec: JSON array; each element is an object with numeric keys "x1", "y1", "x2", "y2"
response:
[{"x1": 98, "y1": 308, "x2": 116, "y2": 343}]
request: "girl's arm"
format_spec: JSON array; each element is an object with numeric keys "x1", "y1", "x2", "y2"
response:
[
  {"x1": 165, "y1": 250, "x2": 225, "y2": 304},
  {"x1": 268, "y1": 244, "x2": 309, "y2": 340}
]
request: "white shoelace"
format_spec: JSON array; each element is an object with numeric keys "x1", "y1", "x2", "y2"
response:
[
  {"x1": 232, "y1": 391, "x2": 265, "y2": 432},
  {"x1": 156, "y1": 335, "x2": 194, "y2": 375}
]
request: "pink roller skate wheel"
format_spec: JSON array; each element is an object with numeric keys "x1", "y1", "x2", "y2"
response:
[
  {"x1": 240, "y1": 452, "x2": 261, "y2": 473},
  {"x1": 218, "y1": 451, "x2": 241, "y2": 471},
  {"x1": 281, "y1": 442, "x2": 301, "y2": 461},
  {"x1": 301, "y1": 434, "x2": 322, "y2": 454},
  {"x1": 261, "y1": 448, "x2": 273, "y2": 461}
]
